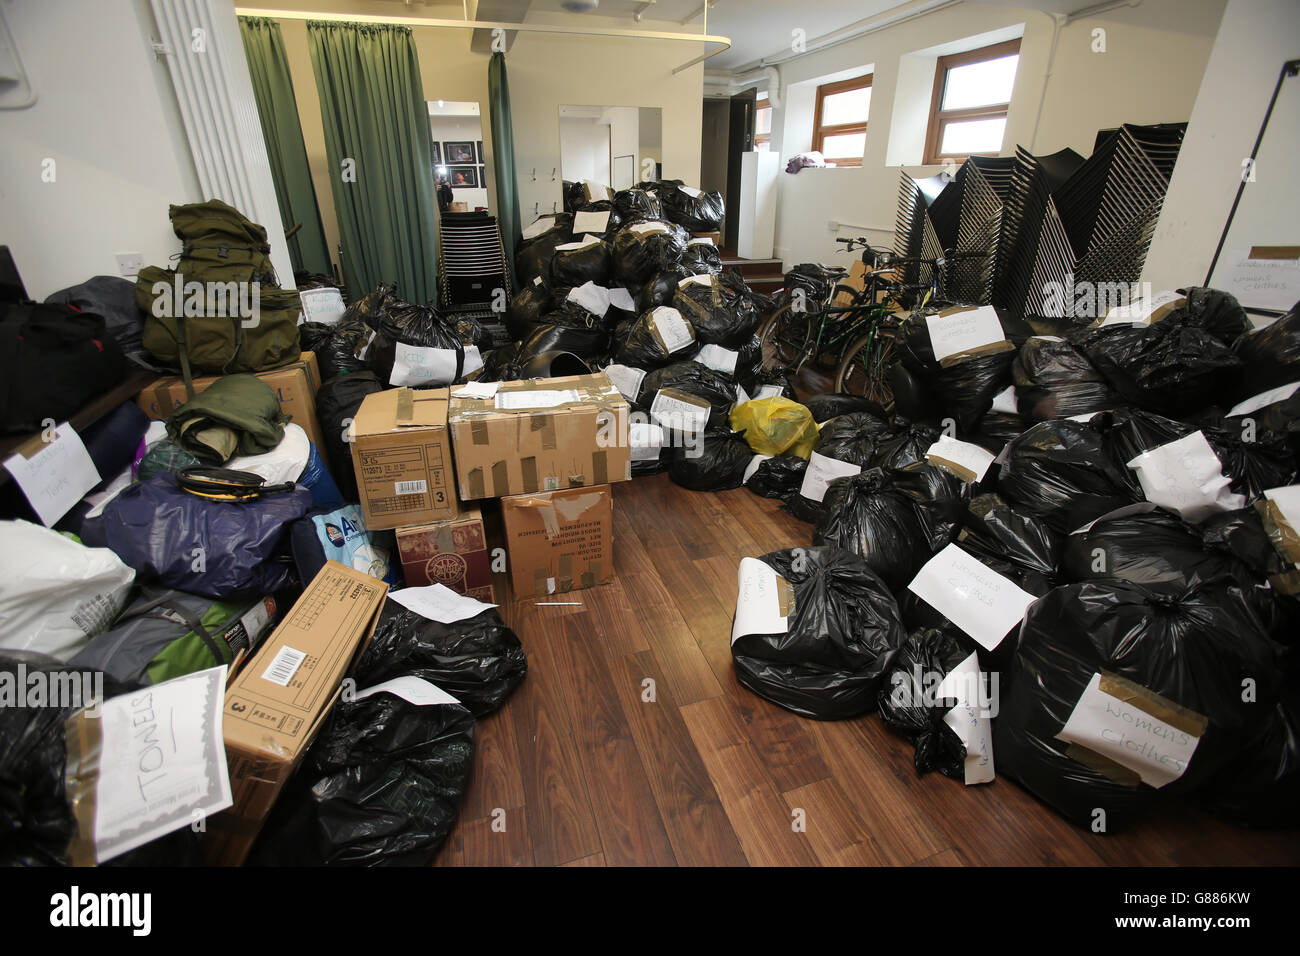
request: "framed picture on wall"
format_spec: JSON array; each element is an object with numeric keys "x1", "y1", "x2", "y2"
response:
[
  {"x1": 430, "y1": 142, "x2": 442, "y2": 166},
  {"x1": 444, "y1": 141, "x2": 476, "y2": 164},
  {"x1": 476, "y1": 141, "x2": 485, "y2": 163},
  {"x1": 448, "y1": 165, "x2": 478, "y2": 189},
  {"x1": 479, "y1": 166, "x2": 487, "y2": 187}
]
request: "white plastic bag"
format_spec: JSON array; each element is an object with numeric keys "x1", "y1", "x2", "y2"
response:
[{"x1": 227, "y1": 422, "x2": 311, "y2": 485}]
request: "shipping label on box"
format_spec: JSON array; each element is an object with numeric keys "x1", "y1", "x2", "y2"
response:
[
  {"x1": 449, "y1": 372, "x2": 631, "y2": 502},
  {"x1": 395, "y1": 506, "x2": 495, "y2": 603},
  {"x1": 203, "y1": 561, "x2": 387, "y2": 865},
  {"x1": 350, "y1": 387, "x2": 458, "y2": 531},
  {"x1": 502, "y1": 484, "x2": 613, "y2": 598}
]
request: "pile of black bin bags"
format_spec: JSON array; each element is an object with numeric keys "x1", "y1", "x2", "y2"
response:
[{"x1": 726, "y1": 292, "x2": 1300, "y2": 833}]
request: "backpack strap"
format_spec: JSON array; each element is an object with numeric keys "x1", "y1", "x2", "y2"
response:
[
  {"x1": 175, "y1": 313, "x2": 196, "y2": 401},
  {"x1": 132, "y1": 586, "x2": 227, "y2": 667}
]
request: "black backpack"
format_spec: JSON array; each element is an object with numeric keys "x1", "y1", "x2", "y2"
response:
[{"x1": 0, "y1": 303, "x2": 128, "y2": 433}]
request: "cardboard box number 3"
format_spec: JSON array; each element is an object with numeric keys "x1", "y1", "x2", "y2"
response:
[{"x1": 502, "y1": 485, "x2": 613, "y2": 599}]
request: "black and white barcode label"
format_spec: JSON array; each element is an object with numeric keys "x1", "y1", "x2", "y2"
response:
[
  {"x1": 395, "y1": 479, "x2": 427, "y2": 496},
  {"x1": 261, "y1": 646, "x2": 307, "y2": 687}
]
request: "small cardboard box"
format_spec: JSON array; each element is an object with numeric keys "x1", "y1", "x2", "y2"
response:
[
  {"x1": 350, "y1": 387, "x2": 458, "y2": 531},
  {"x1": 448, "y1": 372, "x2": 631, "y2": 502},
  {"x1": 203, "y1": 561, "x2": 388, "y2": 865},
  {"x1": 502, "y1": 484, "x2": 613, "y2": 598},
  {"x1": 135, "y1": 352, "x2": 324, "y2": 451},
  {"x1": 395, "y1": 506, "x2": 495, "y2": 602}
]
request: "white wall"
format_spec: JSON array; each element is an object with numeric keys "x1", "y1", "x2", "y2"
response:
[
  {"x1": 0, "y1": 0, "x2": 202, "y2": 299},
  {"x1": 764, "y1": 0, "x2": 1225, "y2": 269},
  {"x1": 431, "y1": 114, "x2": 490, "y2": 211},
  {"x1": 559, "y1": 116, "x2": 609, "y2": 184},
  {"x1": 1142, "y1": 0, "x2": 1300, "y2": 292}
]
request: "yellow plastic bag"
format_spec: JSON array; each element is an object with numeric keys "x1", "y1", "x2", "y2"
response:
[{"x1": 729, "y1": 397, "x2": 819, "y2": 459}]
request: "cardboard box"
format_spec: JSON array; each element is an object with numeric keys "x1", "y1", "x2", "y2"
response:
[
  {"x1": 350, "y1": 387, "x2": 458, "y2": 531},
  {"x1": 395, "y1": 506, "x2": 495, "y2": 602},
  {"x1": 135, "y1": 351, "x2": 325, "y2": 451},
  {"x1": 692, "y1": 230, "x2": 722, "y2": 246},
  {"x1": 448, "y1": 372, "x2": 631, "y2": 502},
  {"x1": 203, "y1": 561, "x2": 388, "y2": 865},
  {"x1": 502, "y1": 484, "x2": 613, "y2": 598}
]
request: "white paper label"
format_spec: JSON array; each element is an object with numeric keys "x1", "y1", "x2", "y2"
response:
[
  {"x1": 556, "y1": 236, "x2": 602, "y2": 252},
  {"x1": 798, "y1": 451, "x2": 861, "y2": 503},
  {"x1": 688, "y1": 236, "x2": 716, "y2": 247},
  {"x1": 925, "y1": 306, "x2": 1005, "y2": 363},
  {"x1": 1228, "y1": 381, "x2": 1300, "y2": 417},
  {"x1": 1069, "y1": 501, "x2": 1159, "y2": 535},
  {"x1": 937, "y1": 652, "x2": 995, "y2": 785},
  {"x1": 568, "y1": 281, "x2": 611, "y2": 317},
  {"x1": 4, "y1": 424, "x2": 101, "y2": 527},
  {"x1": 583, "y1": 180, "x2": 612, "y2": 202},
  {"x1": 603, "y1": 364, "x2": 646, "y2": 401},
  {"x1": 731, "y1": 557, "x2": 788, "y2": 644},
  {"x1": 630, "y1": 422, "x2": 666, "y2": 461},
  {"x1": 991, "y1": 385, "x2": 1018, "y2": 415},
  {"x1": 1057, "y1": 672, "x2": 1201, "y2": 788},
  {"x1": 496, "y1": 389, "x2": 581, "y2": 410},
  {"x1": 522, "y1": 217, "x2": 556, "y2": 240},
  {"x1": 1100, "y1": 290, "x2": 1185, "y2": 326},
  {"x1": 356, "y1": 675, "x2": 462, "y2": 708},
  {"x1": 454, "y1": 381, "x2": 501, "y2": 399},
  {"x1": 925, "y1": 435, "x2": 996, "y2": 482},
  {"x1": 389, "y1": 582, "x2": 498, "y2": 624},
  {"x1": 735, "y1": 384, "x2": 752, "y2": 406},
  {"x1": 261, "y1": 645, "x2": 307, "y2": 686},
  {"x1": 679, "y1": 274, "x2": 715, "y2": 288},
  {"x1": 743, "y1": 454, "x2": 772, "y2": 484},
  {"x1": 907, "y1": 544, "x2": 1038, "y2": 651},
  {"x1": 680, "y1": 185, "x2": 704, "y2": 198},
  {"x1": 1126, "y1": 431, "x2": 1245, "y2": 522},
  {"x1": 755, "y1": 384, "x2": 785, "y2": 400},
  {"x1": 628, "y1": 221, "x2": 668, "y2": 236},
  {"x1": 651, "y1": 306, "x2": 695, "y2": 353},
  {"x1": 1219, "y1": 250, "x2": 1300, "y2": 313},
  {"x1": 298, "y1": 287, "x2": 346, "y2": 325},
  {"x1": 390, "y1": 344, "x2": 481, "y2": 387},
  {"x1": 650, "y1": 390, "x2": 710, "y2": 434},
  {"x1": 573, "y1": 210, "x2": 611, "y2": 234},
  {"x1": 695, "y1": 343, "x2": 738, "y2": 374},
  {"x1": 88, "y1": 666, "x2": 232, "y2": 862}
]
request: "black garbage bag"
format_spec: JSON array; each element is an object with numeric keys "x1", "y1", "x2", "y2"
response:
[
  {"x1": 640, "y1": 266, "x2": 691, "y2": 311},
  {"x1": 891, "y1": 461, "x2": 971, "y2": 549},
  {"x1": 878, "y1": 627, "x2": 981, "y2": 780},
  {"x1": 616, "y1": 306, "x2": 698, "y2": 369},
  {"x1": 506, "y1": 282, "x2": 554, "y2": 341},
  {"x1": 681, "y1": 239, "x2": 723, "y2": 276},
  {"x1": 745, "y1": 454, "x2": 808, "y2": 500},
  {"x1": 667, "y1": 427, "x2": 753, "y2": 491},
  {"x1": 562, "y1": 180, "x2": 585, "y2": 213},
  {"x1": 1077, "y1": 320, "x2": 1243, "y2": 417},
  {"x1": 549, "y1": 236, "x2": 612, "y2": 287},
  {"x1": 316, "y1": 371, "x2": 384, "y2": 495},
  {"x1": 475, "y1": 342, "x2": 522, "y2": 383},
  {"x1": 672, "y1": 274, "x2": 761, "y2": 348},
  {"x1": 803, "y1": 393, "x2": 891, "y2": 425},
  {"x1": 872, "y1": 421, "x2": 941, "y2": 470},
  {"x1": 516, "y1": 214, "x2": 574, "y2": 285},
  {"x1": 971, "y1": 410, "x2": 1030, "y2": 453},
  {"x1": 815, "y1": 468, "x2": 937, "y2": 591},
  {"x1": 897, "y1": 314, "x2": 1016, "y2": 433},
  {"x1": 1232, "y1": 303, "x2": 1300, "y2": 396},
  {"x1": 572, "y1": 200, "x2": 623, "y2": 238},
  {"x1": 316, "y1": 319, "x2": 374, "y2": 380},
  {"x1": 1198, "y1": 684, "x2": 1300, "y2": 829},
  {"x1": 248, "y1": 682, "x2": 475, "y2": 866},
  {"x1": 518, "y1": 300, "x2": 610, "y2": 363},
  {"x1": 613, "y1": 187, "x2": 662, "y2": 222},
  {"x1": 659, "y1": 183, "x2": 725, "y2": 232},
  {"x1": 995, "y1": 580, "x2": 1284, "y2": 831},
  {"x1": 613, "y1": 221, "x2": 688, "y2": 284},
  {"x1": 813, "y1": 411, "x2": 897, "y2": 467},
  {"x1": 354, "y1": 604, "x2": 527, "y2": 717},
  {"x1": 1175, "y1": 287, "x2": 1250, "y2": 345},
  {"x1": 365, "y1": 299, "x2": 485, "y2": 387},
  {"x1": 998, "y1": 418, "x2": 1140, "y2": 533},
  {"x1": 1013, "y1": 336, "x2": 1116, "y2": 422},
  {"x1": 0, "y1": 653, "x2": 200, "y2": 866},
  {"x1": 959, "y1": 492, "x2": 1062, "y2": 577},
  {"x1": 783, "y1": 263, "x2": 840, "y2": 308},
  {"x1": 639, "y1": 361, "x2": 737, "y2": 429},
  {"x1": 742, "y1": 364, "x2": 795, "y2": 402},
  {"x1": 730, "y1": 547, "x2": 906, "y2": 720},
  {"x1": 297, "y1": 320, "x2": 335, "y2": 356}
]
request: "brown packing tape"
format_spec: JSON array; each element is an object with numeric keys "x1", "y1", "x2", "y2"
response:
[
  {"x1": 1256, "y1": 499, "x2": 1300, "y2": 565},
  {"x1": 395, "y1": 388, "x2": 414, "y2": 423},
  {"x1": 557, "y1": 552, "x2": 573, "y2": 593},
  {"x1": 1248, "y1": 245, "x2": 1300, "y2": 260},
  {"x1": 491, "y1": 460, "x2": 510, "y2": 497},
  {"x1": 592, "y1": 451, "x2": 608, "y2": 486},
  {"x1": 470, "y1": 419, "x2": 490, "y2": 445},
  {"x1": 63, "y1": 709, "x2": 102, "y2": 867},
  {"x1": 521, "y1": 456, "x2": 539, "y2": 494},
  {"x1": 580, "y1": 571, "x2": 595, "y2": 589},
  {"x1": 775, "y1": 575, "x2": 796, "y2": 617},
  {"x1": 552, "y1": 491, "x2": 604, "y2": 522},
  {"x1": 436, "y1": 523, "x2": 454, "y2": 554},
  {"x1": 533, "y1": 567, "x2": 549, "y2": 597},
  {"x1": 588, "y1": 558, "x2": 604, "y2": 585},
  {"x1": 1065, "y1": 743, "x2": 1143, "y2": 788},
  {"x1": 467, "y1": 467, "x2": 486, "y2": 500},
  {"x1": 937, "y1": 339, "x2": 1017, "y2": 369},
  {"x1": 926, "y1": 454, "x2": 977, "y2": 484},
  {"x1": 1269, "y1": 568, "x2": 1300, "y2": 597},
  {"x1": 1098, "y1": 671, "x2": 1209, "y2": 738}
]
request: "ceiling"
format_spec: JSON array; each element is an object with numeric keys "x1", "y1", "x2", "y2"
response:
[{"x1": 704, "y1": 0, "x2": 916, "y2": 71}]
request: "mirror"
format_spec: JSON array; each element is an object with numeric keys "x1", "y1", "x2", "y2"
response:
[
  {"x1": 558, "y1": 106, "x2": 662, "y2": 191},
  {"x1": 429, "y1": 100, "x2": 489, "y2": 213}
]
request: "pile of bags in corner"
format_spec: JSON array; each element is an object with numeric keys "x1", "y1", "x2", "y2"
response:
[{"x1": 729, "y1": 288, "x2": 1300, "y2": 833}]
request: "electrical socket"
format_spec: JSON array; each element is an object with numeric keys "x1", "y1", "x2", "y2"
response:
[
  {"x1": 116, "y1": 252, "x2": 144, "y2": 277},
  {"x1": 827, "y1": 219, "x2": 840, "y2": 232}
]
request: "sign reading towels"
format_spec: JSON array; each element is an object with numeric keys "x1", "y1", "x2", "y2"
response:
[{"x1": 390, "y1": 344, "x2": 483, "y2": 387}]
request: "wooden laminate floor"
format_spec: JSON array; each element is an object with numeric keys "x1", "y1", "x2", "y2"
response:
[{"x1": 434, "y1": 473, "x2": 1300, "y2": 867}]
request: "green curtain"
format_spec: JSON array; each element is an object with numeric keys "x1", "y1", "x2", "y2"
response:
[
  {"x1": 488, "y1": 51, "x2": 522, "y2": 289},
  {"x1": 238, "y1": 17, "x2": 331, "y2": 277},
  {"x1": 307, "y1": 21, "x2": 438, "y2": 304}
]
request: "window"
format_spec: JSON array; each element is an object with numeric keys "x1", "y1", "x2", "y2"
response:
[
  {"x1": 924, "y1": 38, "x2": 1020, "y2": 165},
  {"x1": 812, "y1": 74, "x2": 871, "y2": 166},
  {"x1": 755, "y1": 94, "x2": 772, "y2": 152}
]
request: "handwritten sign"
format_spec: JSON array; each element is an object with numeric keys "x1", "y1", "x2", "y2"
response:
[
  {"x1": 389, "y1": 582, "x2": 497, "y2": 624},
  {"x1": 573, "y1": 209, "x2": 611, "y2": 234},
  {"x1": 731, "y1": 557, "x2": 789, "y2": 644},
  {"x1": 1126, "y1": 431, "x2": 1244, "y2": 522},
  {"x1": 925, "y1": 306, "x2": 1005, "y2": 364},
  {"x1": 925, "y1": 435, "x2": 996, "y2": 483},
  {"x1": 3, "y1": 424, "x2": 100, "y2": 527},
  {"x1": 389, "y1": 344, "x2": 481, "y2": 387},
  {"x1": 798, "y1": 451, "x2": 861, "y2": 503},
  {"x1": 1219, "y1": 247, "x2": 1300, "y2": 313},
  {"x1": 907, "y1": 543, "x2": 1037, "y2": 651},
  {"x1": 298, "y1": 287, "x2": 346, "y2": 325},
  {"x1": 937, "y1": 652, "x2": 995, "y2": 785}
]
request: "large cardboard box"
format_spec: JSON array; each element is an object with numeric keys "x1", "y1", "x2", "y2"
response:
[
  {"x1": 502, "y1": 484, "x2": 613, "y2": 598},
  {"x1": 135, "y1": 352, "x2": 325, "y2": 451},
  {"x1": 350, "y1": 387, "x2": 458, "y2": 531},
  {"x1": 203, "y1": 561, "x2": 387, "y2": 865},
  {"x1": 448, "y1": 372, "x2": 631, "y2": 501},
  {"x1": 395, "y1": 506, "x2": 495, "y2": 602}
]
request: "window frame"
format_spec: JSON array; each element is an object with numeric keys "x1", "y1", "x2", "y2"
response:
[
  {"x1": 812, "y1": 73, "x2": 872, "y2": 167},
  {"x1": 923, "y1": 38, "x2": 1021, "y2": 166},
  {"x1": 754, "y1": 93, "x2": 772, "y2": 150}
]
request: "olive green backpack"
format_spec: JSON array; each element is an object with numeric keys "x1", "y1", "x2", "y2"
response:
[{"x1": 136, "y1": 199, "x2": 301, "y2": 395}]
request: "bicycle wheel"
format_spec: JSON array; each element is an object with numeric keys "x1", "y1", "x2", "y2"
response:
[
  {"x1": 835, "y1": 326, "x2": 897, "y2": 409},
  {"x1": 758, "y1": 302, "x2": 812, "y2": 369}
]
